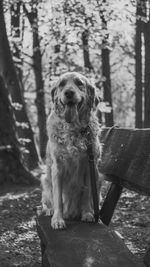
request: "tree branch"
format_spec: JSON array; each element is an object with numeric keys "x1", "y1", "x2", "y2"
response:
[{"x1": 23, "y1": 3, "x2": 33, "y2": 25}]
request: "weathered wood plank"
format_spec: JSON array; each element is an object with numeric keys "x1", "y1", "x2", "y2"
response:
[
  {"x1": 36, "y1": 216, "x2": 146, "y2": 267},
  {"x1": 144, "y1": 247, "x2": 150, "y2": 267},
  {"x1": 100, "y1": 128, "x2": 150, "y2": 195}
]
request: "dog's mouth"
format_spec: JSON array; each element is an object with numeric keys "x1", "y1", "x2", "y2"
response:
[
  {"x1": 64, "y1": 102, "x2": 77, "y2": 123},
  {"x1": 77, "y1": 97, "x2": 84, "y2": 110},
  {"x1": 61, "y1": 98, "x2": 83, "y2": 123}
]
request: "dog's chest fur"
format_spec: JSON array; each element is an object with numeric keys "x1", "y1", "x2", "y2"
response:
[
  {"x1": 46, "y1": 111, "x2": 101, "y2": 219},
  {"x1": 47, "y1": 111, "x2": 89, "y2": 160}
]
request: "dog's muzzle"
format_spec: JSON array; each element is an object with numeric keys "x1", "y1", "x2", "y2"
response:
[
  {"x1": 61, "y1": 98, "x2": 83, "y2": 124},
  {"x1": 60, "y1": 89, "x2": 84, "y2": 123}
]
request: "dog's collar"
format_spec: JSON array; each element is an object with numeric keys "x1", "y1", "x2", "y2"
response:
[
  {"x1": 80, "y1": 127, "x2": 88, "y2": 136},
  {"x1": 80, "y1": 125, "x2": 94, "y2": 161},
  {"x1": 79, "y1": 125, "x2": 90, "y2": 136}
]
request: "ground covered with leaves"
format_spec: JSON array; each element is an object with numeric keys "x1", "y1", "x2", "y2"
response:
[
  {"x1": 0, "y1": 181, "x2": 150, "y2": 266},
  {"x1": 0, "y1": 185, "x2": 41, "y2": 267}
]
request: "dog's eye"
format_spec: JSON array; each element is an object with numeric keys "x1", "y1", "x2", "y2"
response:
[
  {"x1": 59, "y1": 79, "x2": 67, "y2": 87},
  {"x1": 74, "y1": 78, "x2": 84, "y2": 87}
]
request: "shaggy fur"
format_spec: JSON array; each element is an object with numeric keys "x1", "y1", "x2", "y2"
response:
[{"x1": 41, "y1": 72, "x2": 102, "y2": 229}]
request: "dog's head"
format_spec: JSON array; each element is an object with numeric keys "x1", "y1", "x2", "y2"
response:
[{"x1": 51, "y1": 72, "x2": 96, "y2": 124}]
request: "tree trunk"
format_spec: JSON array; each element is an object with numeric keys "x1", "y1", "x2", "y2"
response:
[
  {"x1": 0, "y1": 0, "x2": 39, "y2": 169},
  {"x1": 11, "y1": 1, "x2": 23, "y2": 82},
  {"x1": 135, "y1": 1, "x2": 146, "y2": 128},
  {"x1": 135, "y1": 12, "x2": 143, "y2": 128},
  {"x1": 11, "y1": 1, "x2": 21, "y2": 38},
  {"x1": 101, "y1": 0, "x2": 114, "y2": 127},
  {"x1": 23, "y1": 2, "x2": 47, "y2": 159},
  {"x1": 143, "y1": 11, "x2": 150, "y2": 128},
  {"x1": 82, "y1": 27, "x2": 93, "y2": 71},
  {"x1": 32, "y1": 9, "x2": 47, "y2": 159},
  {"x1": 0, "y1": 75, "x2": 38, "y2": 185}
]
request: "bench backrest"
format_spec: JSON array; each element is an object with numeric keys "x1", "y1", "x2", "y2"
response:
[
  {"x1": 99, "y1": 127, "x2": 150, "y2": 266},
  {"x1": 100, "y1": 127, "x2": 150, "y2": 195}
]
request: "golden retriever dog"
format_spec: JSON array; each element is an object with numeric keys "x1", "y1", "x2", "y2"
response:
[{"x1": 41, "y1": 72, "x2": 102, "y2": 229}]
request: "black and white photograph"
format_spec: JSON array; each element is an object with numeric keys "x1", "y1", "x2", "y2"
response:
[{"x1": 0, "y1": 0, "x2": 150, "y2": 266}]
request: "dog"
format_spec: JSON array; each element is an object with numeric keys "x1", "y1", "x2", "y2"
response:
[{"x1": 41, "y1": 72, "x2": 102, "y2": 229}]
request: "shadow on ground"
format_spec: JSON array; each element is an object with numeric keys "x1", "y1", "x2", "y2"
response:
[{"x1": 0, "y1": 185, "x2": 41, "y2": 267}]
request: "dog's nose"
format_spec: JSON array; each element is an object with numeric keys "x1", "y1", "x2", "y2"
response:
[{"x1": 65, "y1": 90, "x2": 74, "y2": 99}]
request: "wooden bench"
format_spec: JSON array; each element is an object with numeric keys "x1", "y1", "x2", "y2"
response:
[{"x1": 36, "y1": 127, "x2": 150, "y2": 267}]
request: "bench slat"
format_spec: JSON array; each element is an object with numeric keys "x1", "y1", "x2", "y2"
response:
[
  {"x1": 100, "y1": 128, "x2": 150, "y2": 195},
  {"x1": 144, "y1": 247, "x2": 150, "y2": 267},
  {"x1": 37, "y1": 216, "x2": 146, "y2": 267}
]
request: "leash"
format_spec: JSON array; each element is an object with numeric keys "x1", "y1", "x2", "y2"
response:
[
  {"x1": 81, "y1": 124, "x2": 119, "y2": 223},
  {"x1": 82, "y1": 125, "x2": 99, "y2": 223}
]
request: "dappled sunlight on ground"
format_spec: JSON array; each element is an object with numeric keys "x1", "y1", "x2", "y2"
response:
[
  {"x1": 112, "y1": 188, "x2": 150, "y2": 256},
  {"x1": 0, "y1": 185, "x2": 41, "y2": 267},
  {"x1": 100, "y1": 181, "x2": 150, "y2": 256}
]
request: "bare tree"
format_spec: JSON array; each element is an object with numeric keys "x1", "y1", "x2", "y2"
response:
[
  {"x1": 23, "y1": 0, "x2": 47, "y2": 159},
  {"x1": 82, "y1": 18, "x2": 93, "y2": 71},
  {"x1": 0, "y1": 0, "x2": 39, "y2": 169},
  {"x1": 0, "y1": 75, "x2": 38, "y2": 185},
  {"x1": 135, "y1": 1, "x2": 143, "y2": 128},
  {"x1": 97, "y1": 0, "x2": 114, "y2": 127},
  {"x1": 10, "y1": 0, "x2": 23, "y2": 82},
  {"x1": 143, "y1": 2, "x2": 150, "y2": 128}
]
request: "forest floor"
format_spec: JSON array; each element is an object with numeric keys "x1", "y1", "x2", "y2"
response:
[{"x1": 0, "y1": 178, "x2": 150, "y2": 267}]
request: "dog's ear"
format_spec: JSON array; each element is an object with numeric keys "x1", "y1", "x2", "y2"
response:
[
  {"x1": 86, "y1": 82, "x2": 96, "y2": 109},
  {"x1": 86, "y1": 80, "x2": 102, "y2": 110},
  {"x1": 95, "y1": 94, "x2": 102, "y2": 108},
  {"x1": 50, "y1": 83, "x2": 57, "y2": 103}
]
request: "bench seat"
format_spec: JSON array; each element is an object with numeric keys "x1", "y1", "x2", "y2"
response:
[
  {"x1": 37, "y1": 216, "x2": 145, "y2": 267},
  {"x1": 36, "y1": 127, "x2": 150, "y2": 267}
]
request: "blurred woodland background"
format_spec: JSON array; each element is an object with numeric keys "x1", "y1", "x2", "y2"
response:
[{"x1": 0, "y1": 0, "x2": 150, "y2": 183}]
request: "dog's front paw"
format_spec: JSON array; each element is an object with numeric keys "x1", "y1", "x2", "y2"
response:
[
  {"x1": 81, "y1": 212, "x2": 95, "y2": 222},
  {"x1": 51, "y1": 215, "x2": 66, "y2": 230}
]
